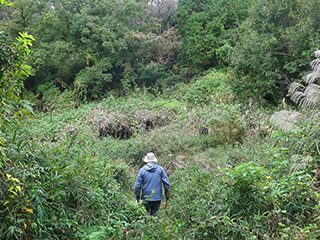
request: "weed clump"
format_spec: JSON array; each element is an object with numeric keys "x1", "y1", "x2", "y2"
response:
[{"x1": 85, "y1": 106, "x2": 168, "y2": 139}]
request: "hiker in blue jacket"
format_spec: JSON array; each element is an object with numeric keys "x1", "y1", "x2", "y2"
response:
[{"x1": 135, "y1": 152, "x2": 170, "y2": 216}]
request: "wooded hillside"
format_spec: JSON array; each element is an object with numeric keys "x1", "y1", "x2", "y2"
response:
[{"x1": 1, "y1": 0, "x2": 320, "y2": 239}]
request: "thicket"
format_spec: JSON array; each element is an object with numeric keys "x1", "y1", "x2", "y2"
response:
[
  {"x1": 230, "y1": 0, "x2": 320, "y2": 104},
  {"x1": 1, "y1": 0, "x2": 183, "y2": 103},
  {"x1": 2, "y1": 0, "x2": 318, "y2": 106},
  {"x1": 175, "y1": 0, "x2": 250, "y2": 69}
]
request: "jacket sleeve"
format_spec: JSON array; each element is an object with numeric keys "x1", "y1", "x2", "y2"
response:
[
  {"x1": 134, "y1": 169, "x2": 143, "y2": 200},
  {"x1": 161, "y1": 168, "x2": 170, "y2": 198}
]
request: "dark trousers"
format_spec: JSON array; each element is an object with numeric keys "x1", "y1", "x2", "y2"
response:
[{"x1": 143, "y1": 200, "x2": 161, "y2": 216}]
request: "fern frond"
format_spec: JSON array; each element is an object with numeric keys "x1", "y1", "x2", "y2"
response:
[
  {"x1": 270, "y1": 110, "x2": 303, "y2": 132},
  {"x1": 290, "y1": 91, "x2": 306, "y2": 105},
  {"x1": 289, "y1": 155, "x2": 312, "y2": 174},
  {"x1": 314, "y1": 50, "x2": 320, "y2": 58},
  {"x1": 304, "y1": 71, "x2": 320, "y2": 84},
  {"x1": 287, "y1": 82, "x2": 305, "y2": 94},
  {"x1": 310, "y1": 58, "x2": 320, "y2": 70}
]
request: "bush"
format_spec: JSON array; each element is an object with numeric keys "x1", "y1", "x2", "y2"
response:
[
  {"x1": 181, "y1": 103, "x2": 245, "y2": 146},
  {"x1": 230, "y1": 0, "x2": 320, "y2": 104},
  {"x1": 180, "y1": 71, "x2": 232, "y2": 105}
]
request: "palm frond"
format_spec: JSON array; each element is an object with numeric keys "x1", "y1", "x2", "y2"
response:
[
  {"x1": 290, "y1": 91, "x2": 306, "y2": 105},
  {"x1": 314, "y1": 50, "x2": 320, "y2": 58},
  {"x1": 304, "y1": 71, "x2": 320, "y2": 84},
  {"x1": 270, "y1": 110, "x2": 303, "y2": 132},
  {"x1": 287, "y1": 82, "x2": 305, "y2": 94},
  {"x1": 310, "y1": 58, "x2": 320, "y2": 70}
]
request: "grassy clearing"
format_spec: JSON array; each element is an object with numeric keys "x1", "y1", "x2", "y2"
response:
[{"x1": 1, "y1": 72, "x2": 320, "y2": 239}]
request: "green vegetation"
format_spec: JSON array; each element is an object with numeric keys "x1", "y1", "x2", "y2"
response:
[
  {"x1": 175, "y1": 0, "x2": 249, "y2": 69},
  {"x1": 230, "y1": 0, "x2": 320, "y2": 104},
  {"x1": 0, "y1": 30, "x2": 34, "y2": 124},
  {"x1": 2, "y1": 71, "x2": 320, "y2": 239},
  {"x1": 1, "y1": 0, "x2": 320, "y2": 239}
]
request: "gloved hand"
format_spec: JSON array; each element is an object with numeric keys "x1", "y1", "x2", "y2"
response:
[{"x1": 165, "y1": 191, "x2": 170, "y2": 201}]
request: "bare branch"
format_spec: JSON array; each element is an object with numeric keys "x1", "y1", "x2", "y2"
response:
[{"x1": 273, "y1": 52, "x2": 295, "y2": 57}]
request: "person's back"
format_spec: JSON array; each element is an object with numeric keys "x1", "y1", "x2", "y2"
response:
[{"x1": 135, "y1": 153, "x2": 170, "y2": 216}]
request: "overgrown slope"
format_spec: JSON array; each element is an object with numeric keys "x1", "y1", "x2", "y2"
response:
[{"x1": 1, "y1": 72, "x2": 320, "y2": 239}]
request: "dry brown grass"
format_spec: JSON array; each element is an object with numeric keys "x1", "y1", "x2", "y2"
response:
[{"x1": 85, "y1": 106, "x2": 168, "y2": 139}]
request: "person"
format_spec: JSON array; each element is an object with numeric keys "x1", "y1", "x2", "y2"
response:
[{"x1": 134, "y1": 152, "x2": 170, "y2": 216}]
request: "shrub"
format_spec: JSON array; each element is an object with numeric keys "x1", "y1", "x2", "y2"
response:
[
  {"x1": 180, "y1": 71, "x2": 233, "y2": 105},
  {"x1": 230, "y1": 0, "x2": 320, "y2": 104},
  {"x1": 182, "y1": 103, "x2": 245, "y2": 146}
]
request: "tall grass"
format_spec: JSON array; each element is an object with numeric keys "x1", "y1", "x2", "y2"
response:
[{"x1": 1, "y1": 71, "x2": 320, "y2": 239}]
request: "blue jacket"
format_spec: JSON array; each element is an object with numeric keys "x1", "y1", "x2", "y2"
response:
[{"x1": 134, "y1": 162, "x2": 170, "y2": 201}]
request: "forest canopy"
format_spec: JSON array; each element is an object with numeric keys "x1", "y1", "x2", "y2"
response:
[{"x1": 1, "y1": 0, "x2": 318, "y2": 105}]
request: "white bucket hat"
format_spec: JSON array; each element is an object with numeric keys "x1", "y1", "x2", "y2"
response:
[{"x1": 144, "y1": 152, "x2": 158, "y2": 163}]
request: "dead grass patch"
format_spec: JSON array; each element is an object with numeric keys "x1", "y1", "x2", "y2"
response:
[{"x1": 85, "y1": 106, "x2": 168, "y2": 139}]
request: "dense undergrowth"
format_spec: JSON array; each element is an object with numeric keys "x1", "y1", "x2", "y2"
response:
[{"x1": 1, "y1": 72, "x2": 320, "y2": 239}]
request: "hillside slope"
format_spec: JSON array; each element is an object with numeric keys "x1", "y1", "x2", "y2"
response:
[{"x1": 1, "y1": 72, "x2": 320, "y2": 239}]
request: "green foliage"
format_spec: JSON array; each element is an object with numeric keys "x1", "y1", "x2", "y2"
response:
[
  {"x1": 0, "y1": 0, "x2": 12, "y2": 6},
  {"x1": 122, "y1": 28, "x2": 182, "y2": 93},
  {"x1": 0, "y1": 31, "x2": 34, "y2": 125},
  {"x1": 191, "y1": 104, "x2": 245, "y2": 145},
  {"x1": 164, "y1": 135, "x2": 320, "y2": 239},
  {"x1": 2, "y1": 0, "x2": 183, "y2": 103},
  {"x1": 2, "y1": 10, "x2": 320, "y2": 236},
  {"x1": 179, "y1": 71, "x2": 232, "y2": 105},
  {"x1": 175, "y1": 0, "x2": 249, "y2": 69},
  {"x1": 230, "y1": 0, "x2": 320, "y2": 104},
  {"x1": 220, "y1": 163, "x2": 267, "y2": 219},
  {"x1": 1, "y1": 121, "x2": 136, "y2": 239},
  {"x1": 74, "y1": 60, "x2": 113, "y2": 101},
  {"x1": 0, "y1": 14, "x2": 35, "y2": 207},
  {"x1": 2, "y1": 84, "x2": 320, "y2": 239},
  {"x1": 138, "y1": 61, "x2": 172, "y2": 87},
  {"x1": 1, "y1": 0, "x2": 152, "y2": 103}
]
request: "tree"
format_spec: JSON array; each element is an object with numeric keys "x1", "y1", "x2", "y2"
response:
[
  {"x1": 0, "y1": 31, "x2": 34, "y2": 125},
  {"x1": 0, "y1": 0, "x2": 34, "y2": 177},
  {"x1": 230, "y1": 0, "x2": 320, "y2": 104},
  {"x1": 1, "y1": 0, "x2": 150, "y2": 101},
  {"x1": 70, "y1": 0, "x2": 150, "y2": 99},
  {"x1": 175, "y1": 0, "x2": 249, "y2": 69},
  {"x1": 144, "y1": 0, "x2": 178, "y2": 34},
  {"x1": 120, "y1": 27, "x2": 181, "y2": 90}
]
